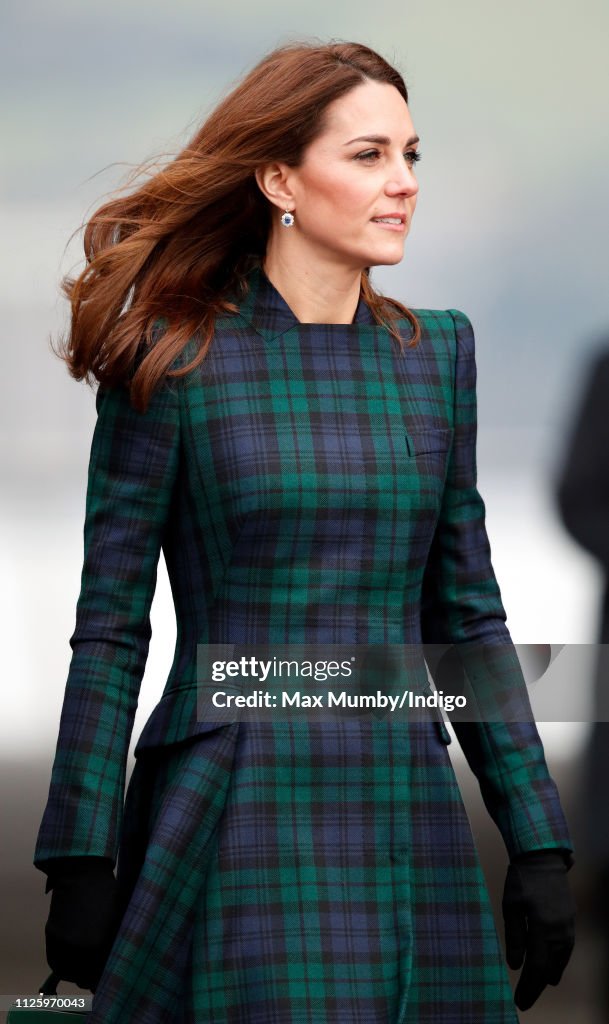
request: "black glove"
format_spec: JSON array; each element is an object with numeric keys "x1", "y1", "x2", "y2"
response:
[
  {"x1": 42, "y1": 856, "x2": 122, "y2": 992},
  {"x1": 502, "y1": 849, "x2": 575, "y2": 1011}
]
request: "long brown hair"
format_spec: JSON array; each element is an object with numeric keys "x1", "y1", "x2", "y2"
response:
[{"x1": 56, "y1": 40, "x2": 421, "y2": 412}]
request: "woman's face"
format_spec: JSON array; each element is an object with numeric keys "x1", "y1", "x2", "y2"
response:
[{"x1": 272, "y1": 80, "x2": 420, "y2": 272}]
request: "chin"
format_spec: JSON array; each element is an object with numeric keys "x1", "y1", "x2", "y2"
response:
[
  {"x1": 369, "y1": 250, "x2": 405, "y2": 268},
  {"x1": 341, "y1": 246, "x2": 405, "y2": 272}
]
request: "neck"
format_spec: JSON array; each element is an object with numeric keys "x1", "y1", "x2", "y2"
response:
[{"x1": 262, "y1": 244, "x2": 363, "y2": 325}]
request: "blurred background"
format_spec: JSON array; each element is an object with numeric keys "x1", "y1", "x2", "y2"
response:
[{"x1": 2, "y1": 0, "x2": 609, "y2": 1019}]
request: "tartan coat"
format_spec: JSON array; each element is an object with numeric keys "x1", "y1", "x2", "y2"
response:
[{"x1": 35, "y1": 261, "x2": 573, "y2": 1023}]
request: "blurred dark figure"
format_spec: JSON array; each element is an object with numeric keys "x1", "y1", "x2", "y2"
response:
[{"x1": 555, "y1": 345, "x2": 609, "y2": 1012}]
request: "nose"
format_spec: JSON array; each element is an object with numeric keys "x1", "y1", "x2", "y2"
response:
[{"x1": 385, "y1": 155, "x2": 419, "y2": 198}]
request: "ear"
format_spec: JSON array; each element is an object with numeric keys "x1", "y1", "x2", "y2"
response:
[{"x1": 254, "y1": 163, "x2": 296, "y2": 212}]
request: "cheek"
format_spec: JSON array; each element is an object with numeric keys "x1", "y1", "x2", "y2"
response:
[{"x1": 299, "y1": 170, "x2": 371, "y2": 224}]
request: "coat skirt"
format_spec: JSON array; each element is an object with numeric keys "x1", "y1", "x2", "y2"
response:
[
  {"x1": 35, "y1": 261, "x2": 573, "y2": 1022},
  {"x1": 99, "y1": 718, "x2": 516, "y2": 1024}
]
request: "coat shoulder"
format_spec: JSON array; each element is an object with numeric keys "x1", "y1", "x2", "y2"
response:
[
  {"x1": 393, "y1": 306, "x2": 474, "y2": 365},
  {"x1": 409, "y1": 306, "x2": 472, "y2": 336}
]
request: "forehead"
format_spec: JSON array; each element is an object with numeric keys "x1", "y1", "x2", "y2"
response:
[{"x1": 320, "y1": 80, "x2": 412, "y2": 137}]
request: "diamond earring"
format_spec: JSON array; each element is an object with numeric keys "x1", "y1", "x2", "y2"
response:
[{"x1": 281, "y1": 210, "x2": 295, "y2": 227}]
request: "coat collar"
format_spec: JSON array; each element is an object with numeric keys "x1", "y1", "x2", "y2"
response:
[{"x1": 230, "y1": 260, "x2": 377, "y2": 344}]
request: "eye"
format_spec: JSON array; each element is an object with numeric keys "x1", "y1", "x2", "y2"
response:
[
  {"x1": 354, "y1": 149, "x2": 381, "y2": 162},
  {"x1": 353, "y1": 148, "x2": 422, "y2": 166}
]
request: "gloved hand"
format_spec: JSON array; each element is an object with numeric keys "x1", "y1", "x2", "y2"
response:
[
  {"x1": 42, "y1": 856, "x2": 122, "y2": 992},
  {"x1": 502, "y1": 849, "x2": 575, "y2": 1011}
]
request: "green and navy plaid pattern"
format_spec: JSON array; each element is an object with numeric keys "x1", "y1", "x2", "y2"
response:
[{"x1": 35, "y1": 263, "x2": 572, "y2": 1022}]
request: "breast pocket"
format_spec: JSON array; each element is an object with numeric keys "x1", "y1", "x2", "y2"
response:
[
  {"x1": 405, "y1": 427, "x2": 454, "y2": 459},
  {"x1": 403, "y1": 427, "x2": 454, "y2": 509}
]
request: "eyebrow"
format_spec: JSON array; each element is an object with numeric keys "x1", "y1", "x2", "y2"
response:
[{"x1": 343, "y1": 134, "x2": 420, "y2": 147}]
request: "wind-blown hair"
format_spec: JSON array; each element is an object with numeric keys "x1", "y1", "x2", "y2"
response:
[{"x1": 56, "y1": 40, "x2": 421, "y2": 411}]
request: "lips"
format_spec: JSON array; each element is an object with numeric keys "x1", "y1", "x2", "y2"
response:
[
  {"x1": 371, "y1": 215, "x2": 406, "y2": 232},
  {"x1": 371, "y1": 214, "x2": 405, "y2": 225}
]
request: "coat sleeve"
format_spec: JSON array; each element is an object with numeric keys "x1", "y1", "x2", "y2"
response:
[
  {"x1": 420, "y1": 309, "x2": 573, "y2": 861},
  {"x1": 34, "y1": 369, "x2": 182, "y2": 868}
]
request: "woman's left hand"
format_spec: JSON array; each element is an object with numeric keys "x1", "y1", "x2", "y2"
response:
[{"x1": 502, "y1": 849, "x2": 575, "y2": 1011}]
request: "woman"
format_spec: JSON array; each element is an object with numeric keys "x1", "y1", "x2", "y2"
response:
[{"x1": 35, "y1": 41, "x2": 575, "y2": 1023}]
